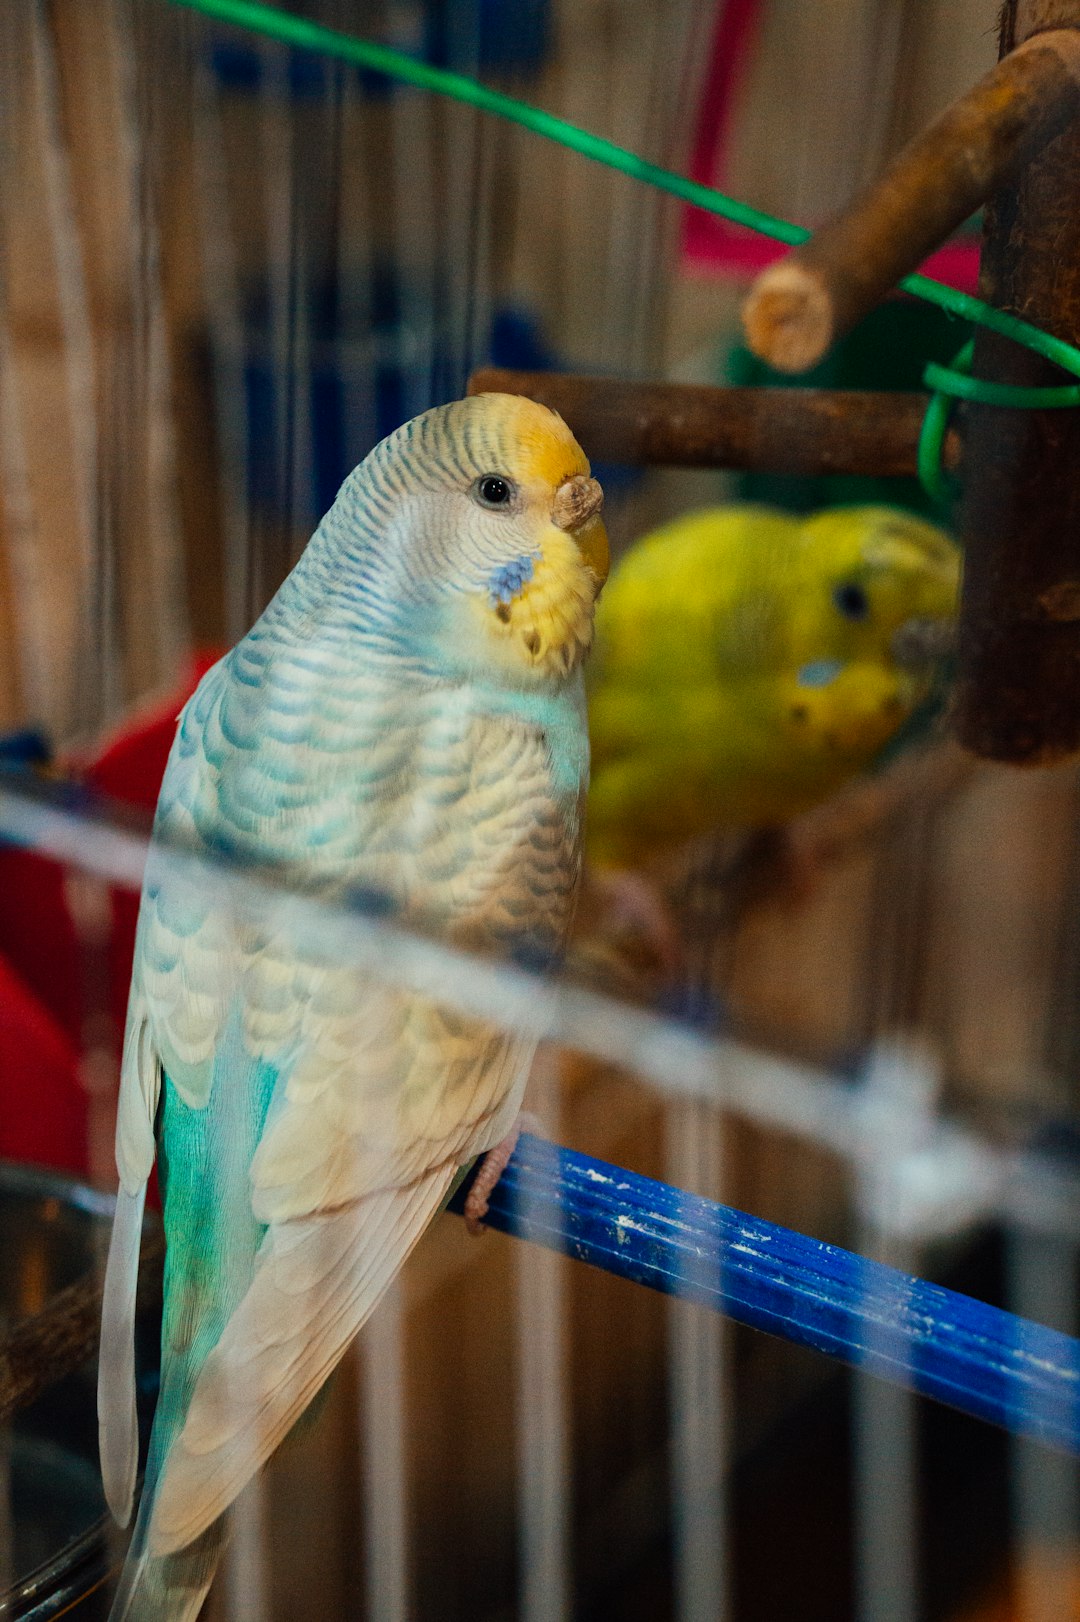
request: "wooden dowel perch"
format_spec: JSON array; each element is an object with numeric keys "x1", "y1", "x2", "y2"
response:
[
  {"x1": 741, "y1": 29, "x2": 1080, "y2": 374},
  {"x1": 0, "y1": 1227, "x2": 163, "y2": 1421},
  {"x1": 957, "y1": 4, "x2": 1080, "y2": 762},
  {"x1": 467, "y1": 368, "x2": 959, "y2": 478}
]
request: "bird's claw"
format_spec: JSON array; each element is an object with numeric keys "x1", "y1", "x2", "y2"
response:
[{"x1": 463, "y1": 1111, "x2": 543, "y2": 1236}]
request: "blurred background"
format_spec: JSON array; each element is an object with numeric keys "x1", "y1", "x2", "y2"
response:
[{"x1": 3, "y1": 2, "x2": 1080, "y2": 1620}]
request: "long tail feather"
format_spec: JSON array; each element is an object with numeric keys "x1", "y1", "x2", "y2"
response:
[{"x1": 99, "y1": 1182, "x2": 148, "y2": 1527}]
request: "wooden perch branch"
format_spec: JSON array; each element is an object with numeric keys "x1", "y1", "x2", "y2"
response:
[
  {"x1": 466, "y1": 369, "x2": 959, "y2": 478},
  {"x1": 0, "y1": 1227, "x2": 163, "y2": 1420},
  {"x1": 741, "y1": 29, "x2": 1080, "y2": 374},
  {"x1": 956, "y1": 6, "x2": 1080, "y2": 762}
]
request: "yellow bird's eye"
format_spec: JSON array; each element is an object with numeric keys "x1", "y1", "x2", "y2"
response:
[{"x1": 833, "y1": 582, "x2": 870, "y2": 621}]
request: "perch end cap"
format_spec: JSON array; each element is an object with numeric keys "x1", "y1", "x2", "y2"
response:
[{"x1": 741, "y1": 261, "x2": 834, "y2": 375}]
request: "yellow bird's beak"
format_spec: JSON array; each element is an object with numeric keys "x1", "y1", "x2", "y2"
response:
[{"x1": 551, "y1": 473, "x2": 609, "y2": 588}]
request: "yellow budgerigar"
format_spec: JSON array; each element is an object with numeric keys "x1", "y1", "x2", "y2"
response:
[{"x1": 586, "y1": 503, "x2": 960, "y2": 869}]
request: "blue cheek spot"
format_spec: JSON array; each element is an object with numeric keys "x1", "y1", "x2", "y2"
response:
[
  {"x1": 488, "y1": 552, "x2": 538, "y2": 607},
  {"x1": 797, "y1": 658, "x2": 845, "y2": 689}
]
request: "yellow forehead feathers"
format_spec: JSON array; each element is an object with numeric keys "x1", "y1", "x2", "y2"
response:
[
  {"x1": 480, "y1": 391, "x2": 609, "y2": 584},
  {"x1": 475, "y1": 392, "x2": 590, "y2": 494}
]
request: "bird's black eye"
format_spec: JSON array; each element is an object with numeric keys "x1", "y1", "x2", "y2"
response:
[
  {"x1": 474, "y1": 474, "x2": 515, "y2": 509},
  {"x1": 834, "y1": 581, "x2": 870, "y2": 620}
]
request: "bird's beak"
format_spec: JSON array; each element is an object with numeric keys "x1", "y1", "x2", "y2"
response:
[
  {"x1": 552, "y1": 473, "x2": 603, "y2": 531},
  {"x1": 890, "y1": 616, "x2": 955, "y2": 671},
  {"x1": 552, "y1": 474, "x2": 608, "y2": 587}
]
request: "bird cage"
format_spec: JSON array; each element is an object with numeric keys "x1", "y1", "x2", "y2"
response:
[{"x1": 1, "y1": 3, "x2": 1080, "y2": 1621}]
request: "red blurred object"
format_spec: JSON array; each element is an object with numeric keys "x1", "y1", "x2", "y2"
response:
[
  {"x1": 84, "y1": 647, "x2": 222, "y2": 810},
  {"x1": 0, "y1": 650, "x2": 220, "y2": 1179},
  {"x1": 0, "y1": 952, "x2": 86, "y2": 1173}
]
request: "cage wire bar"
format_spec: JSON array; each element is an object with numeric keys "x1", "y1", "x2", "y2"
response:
[
  {"x1": 851, "y1": 1046, "x2": 936, "y2": 1622},
  {"x1": 1010, "y1": 1232, "x2": 1080, "y2": 1622},
  {"x1": 362, "y1": 1278, "x2": 409, "y2": 1622},
  {"x1": 514, "y1": 1050, "x2": 572, "y2": 1622},
  {"x1": 23, "y1": 0, "x2": 102, "y2": 734},
  {"x1": 189, "y1": 34, "x2": 251, "y2": 648},
  {"x1": 2, "y1": 773, "x2": 1079, "y2": 1447},
  {"x1": 666, "y1": 1099, "x2": 728, "y2": 1622}
]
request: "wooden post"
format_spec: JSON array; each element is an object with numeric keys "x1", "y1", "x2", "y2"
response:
[
  {"x1": 466, "y1": 369, "x2": 959, "y2": 478},
  {"x1": 955, "y1": 2, "x2": 1080, "y2": 762}
]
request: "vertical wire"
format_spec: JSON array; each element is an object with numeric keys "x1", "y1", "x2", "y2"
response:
[
  {"x1": 1042, "y1": 772, "x2": 1080, "y2": 1112},
  {"x1": 362, "y1": 1278, "x2": 410, "y2": 1622},
  {"x1": 224, "y1": 1477, "x2": 271, "y2": 1622},
  {"x1": 431, "y1": 1, "x2": 476, "y2": 404},
  {"x1": 284, "y1": 100, "x2": 313, "y2": 571},
  {"x1": 321, "y1": 38, "x2": 347, "y2": 495},
  {"x1": 387, "y1": 4, "x2": 437, "y2": 422},
  {"x1": 0, "y1": 309, "x2": 48, "y2": 721},
  {"x1": 335, "y1": 48, "x2": 379, "y2": 466},
  {"x1": 600, "y1": 0, "x2": 691, "y2": 379},
  {"x1": 628, "y1": 0, "x2": 697, "y2": 378},
  {"x1": 852, "y1": 1043, "x2": 937, "y2": 1622},
  {"x1": 847, "y1": 0, "x2": 909, "y2": 190},
  {"x1": 1035, "y1": 763, "x2": 1080, "y2": 1622},
  {"x1": 855, "y1": 803, "x2": 930, "y2": 1048},
  {"x1": 459, "y1": 94, "x2": 490, "y2": 393},
  {"x1": 515, "y1": 1048, "x2": 571, "y2": 1622},
  {"x1": 26, "y1": 0, "x2": 101, "y2": 737},
  {"x1": 1007, "y1": 1231, "x2": 1080, "y2": 1622},
  {"x1": 667, "y1": 1095, "x2": 728, "y2": 1622},
  {"x1": 625, "y1": 0, "x2": 664, "y2": 374},
  {"x1": 0, "y1": 1411, "x2": 10, "y2": 1602},
  {"x1": 190, "y1": 24, "x2": 256, "y2": 645},
  {"x1": 658, "y1": 563, "x2": 743, "y2": 1622},
  {"x1": 445, "y1": 0, "x2": 489, "y2": 396},
  {"x1": 849, "y1": 1291, "x2": 914, "y2": 1622},
  {"x1": 845, "y1": 730, "x2": 969, "y2": 1622},
  {"x1": 257, "y1": 31, "x2": 296, "y2": 613},
  {"x1": 551, "y1": 0, "x2": 593, "y2": 366},
  {"x1": 596, "y1": 0, "x2": 641, "y2": 372},
  {"x1": 112, "y1": 0, "x2": 189, "y2": 695},
  {"x1": 874, "y1": 0, "x2": 929, "y2": 167},
  {"x1": 463, "y1": 24, "x2": 490, "y2": 399},
  {"x1": 0, "y1": 1244, "x2": 11, "y2": 1598},
  {"x1": 0, "y1": 8, "x2": 46, "y2": 723},
  {"x1": 851, "y1": 1281, "x2": 919, "y2": 1622}
]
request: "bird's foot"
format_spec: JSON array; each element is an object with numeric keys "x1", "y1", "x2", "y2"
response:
[{"x1": 463, "y1": 1111, "x2": 543, "y2": 1237}]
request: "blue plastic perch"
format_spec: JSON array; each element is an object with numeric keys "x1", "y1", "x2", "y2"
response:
[{"x1": 450, "y1": 1133, "x2": 1080, "y2": 1455}]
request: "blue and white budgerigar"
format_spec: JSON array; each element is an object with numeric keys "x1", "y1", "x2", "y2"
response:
[{"x1": 97, "y1": 394, "x2": 608, "y2": 1620}]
